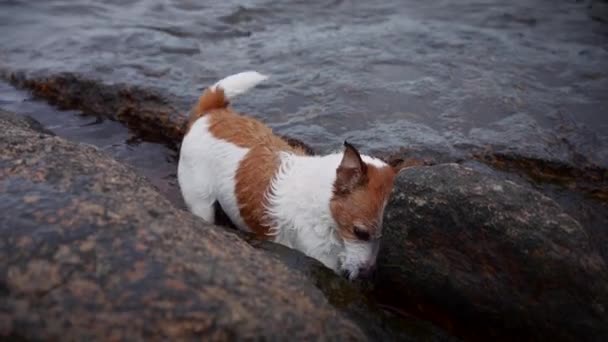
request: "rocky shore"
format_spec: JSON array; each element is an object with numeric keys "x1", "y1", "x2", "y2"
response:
[
  {"x1": 0, "y1": 110, "x2": 364, "y2": 340},
  {"x1": 2, "y1": 0, "x2": 607, "y2": 339},
  {"x1": 1, "y1": 108, "x2": 460, "y2": 341},
  {"x1": 377, "y1": 164, "x2": 608, "y2": 341},
  {"x1": 2, "y1": 73, "x2": 607, "y2": 340}
]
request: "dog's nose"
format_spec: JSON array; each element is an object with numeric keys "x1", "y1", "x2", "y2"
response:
[
  {"x1": 341, "y1": 269, "x2": 352, "y2": 279},
  {"x1": 357, "y1": 264, "x2": 377, "y2": 279}
]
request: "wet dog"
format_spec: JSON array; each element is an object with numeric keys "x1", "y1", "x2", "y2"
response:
[{"x1": 178, "y1": 71, "x2": 399, "y2": 279}]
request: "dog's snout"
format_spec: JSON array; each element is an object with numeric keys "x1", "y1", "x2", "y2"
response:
[
  {"x1": 357, "y1": 264, "x2": 377, "y2": 279},
  {"x1": 341, "y1": 269, "x2": 352, "y2": 279}
]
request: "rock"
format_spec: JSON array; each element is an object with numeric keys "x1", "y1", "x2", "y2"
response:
[
  {"x1": 4, "y1": 71, "x2": 607, "y2": 340},
  {"x1": 0, "y1": 109, "x2": 55, "y2": 136},
  {"x1": 0, "y1": 111, "x2": 460, "y2": 341},
  {"x1": 474, "y1": 151, "x2": 608, "y2": 202},
  {"x1": 5, "y1": 71, "x2": 187, "y2": 147},
  {"x1": 0, "y1": 112, "x2": 365, "y2": 340},
  {"x1": 5, "y1": 71, "x2": 607, "y2": 194},
  {"x1": 590, "y1": 0, "x2": 608, "y2": 23},
  {"x1": 245, "y1": 238, "x2": 459, "y2": 342},
  {"x1": 4, "y1": 72, "x2": 320, "y2": 159},
  {"x1": 376, "y1": 164, "x2": 608, "y2": 341}
]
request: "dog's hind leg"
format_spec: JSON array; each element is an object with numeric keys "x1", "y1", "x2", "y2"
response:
[
  {"x1": 189, "y1": 196, "x2": 216, "y2": 224},
  {"x1": 177, "y1": 149, "x2": 217, "y2": 224}
]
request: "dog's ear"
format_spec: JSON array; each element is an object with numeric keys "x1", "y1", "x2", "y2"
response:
[{"x1": 334, "y1": 141, "x2": 368, "y2": 194}]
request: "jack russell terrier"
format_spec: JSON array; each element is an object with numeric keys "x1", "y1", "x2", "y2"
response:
[{"x1": 178, "y1": 71, "x2": 399, "y2": 279}]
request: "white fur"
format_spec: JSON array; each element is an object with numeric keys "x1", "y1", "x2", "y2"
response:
[
  {"x1": 212, "y1": 71, "x2": 268, "y2": 99},
  {"x1": 178, "y1": 116, "x2": 251, "y2": 230},
  {"x1": 265, "y1": 153, "x2": 345, "y2": 271},
  {"x1": 265, "y1": 152, "x2": 386, "y2": 278},
  {"x1": 178, "y1": 71, "x2": 389, "y2": 279},
  {"x1": 178, "y1": 71, "x2": 268, "y2": 229},
  {"x1": 341, "y1": 240, "x2": 379, "y2": 279}
]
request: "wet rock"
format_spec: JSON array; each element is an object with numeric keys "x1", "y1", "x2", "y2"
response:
[
  {"x1": 5, "y1": 71, "x2": 187, "y2": 147},
  {"x1": 7, "y1": 71, "x2": 607, "y2": 201},
  {"x1": 2, "y1": 0, "x2": 608, "y2": 170},
  {"x1": 376, "y1": 164, "x2": 608, "y2": 341},
  {"x1": 468, "y1": 112, "x2": 608, "y2": 198},
  {"x1": 4, "y1": 70, "x2": 607, "y2": 340},
  {"x1": 0, "y1": 113, "x2": 365, "y2": 340},
  {"x1": 468, "y1": 113, "x2": 573, "y2": 164},
  {"x1": 590, "y1": 0, "x2": 608, "y2": 22},
  {"x1": 4, "y1": 72, "x2": 319, "y2": 158},
  {"x1": 475, "y1": 151, "x2": 608, "y2": 202},
  {"x1": 347, "y1": 120, "x2": 461, "y2": 160},
  {"x1": 246, "y1": 239, "x2": 459, "y2": 342},
  {"x1": 212, "y1": 194, "x2": 457, "y2": 341},
  {"x1": 0, "y1": 109, "x2": 55, "y2": 136}
]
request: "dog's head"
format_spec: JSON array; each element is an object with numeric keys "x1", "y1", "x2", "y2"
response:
[{"x1": 330, "y1": 142, "x2": 400, "y2": 280}]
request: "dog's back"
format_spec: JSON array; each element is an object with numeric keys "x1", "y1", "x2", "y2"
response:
[{"x1": 178, "y1": 72, "x2": 307, "y2": 236}]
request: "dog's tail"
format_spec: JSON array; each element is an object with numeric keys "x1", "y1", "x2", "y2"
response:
[{"x1": 187, "y1": 71, "x2": 268, "y2": 130}]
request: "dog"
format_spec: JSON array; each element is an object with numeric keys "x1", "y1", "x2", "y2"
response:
[{"x1": 178, "y1": 71, "x2": 399, "y2": 279}]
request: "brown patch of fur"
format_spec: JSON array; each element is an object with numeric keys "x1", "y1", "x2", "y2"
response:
[
  {"x1": 207, "y1": 109, "x2": 307, "y2": 152},
  {"x1": 186, "y1": 85, "x2": 310, "y2": 153},
  {"x1": 278, "y1": 135, "x2": 316, "y2": 156},
  {"x1": 230, "y1": 119, "x2": 308, "y2": 236},
  {"x1": 330, "y1": 164, "x2": 396, "y2": 241},
  {"x1": 185, "y1": 85, "x2": 321, "y2": 236},
  {"x1": 194, "y1": 100, "x2": 308, "y2": 236},
  {"x1": 234, "y1": 147, "x2": 282, "y2": 236},
  {"x1": 186, "y1": 87, "x2": 228, "y2": 132},
  {"x1": 229, "y1": 112, "x2": 311, "y2": 235}
]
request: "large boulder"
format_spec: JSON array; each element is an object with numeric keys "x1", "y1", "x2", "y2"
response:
[
  {"x1": 376, "y1": 164, "x2": 608, "y2": 341},
  {"x1": 0, "y1": 111, "x2": 364, "y2": 341},
  {"x1": 246, "y1": 238, "x2": 459, "y2": 342}
]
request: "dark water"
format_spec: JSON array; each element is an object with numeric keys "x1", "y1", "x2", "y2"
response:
[
  {"x1": 0, "y1": 81, "x2": 184, "y2": 207},
  {"x1": 1, "y1": 2, "x2": 607, "y2": 339},
  {"x1": 1, "y1": 0, "x2": 607, "y2": 166}
]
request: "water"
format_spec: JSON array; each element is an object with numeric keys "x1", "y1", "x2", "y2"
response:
[
  {"x1": 1, "y1": 2, "x2": 607, "y2": 339},
  {"x1": 1, "y1": 0, "x2": 607, "y2": 166},
  {"x1": 0, "y1": 81, "x2": 184, "y2": 207}
]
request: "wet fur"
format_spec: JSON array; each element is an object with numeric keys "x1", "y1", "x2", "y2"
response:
[{"x1": 178, "y1": 71, "x2": 398, "y2": 279}]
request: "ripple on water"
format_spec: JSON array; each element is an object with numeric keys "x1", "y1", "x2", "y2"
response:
[{"x1": 0, "y1": 0, "x2": 606, "y2": 168}]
